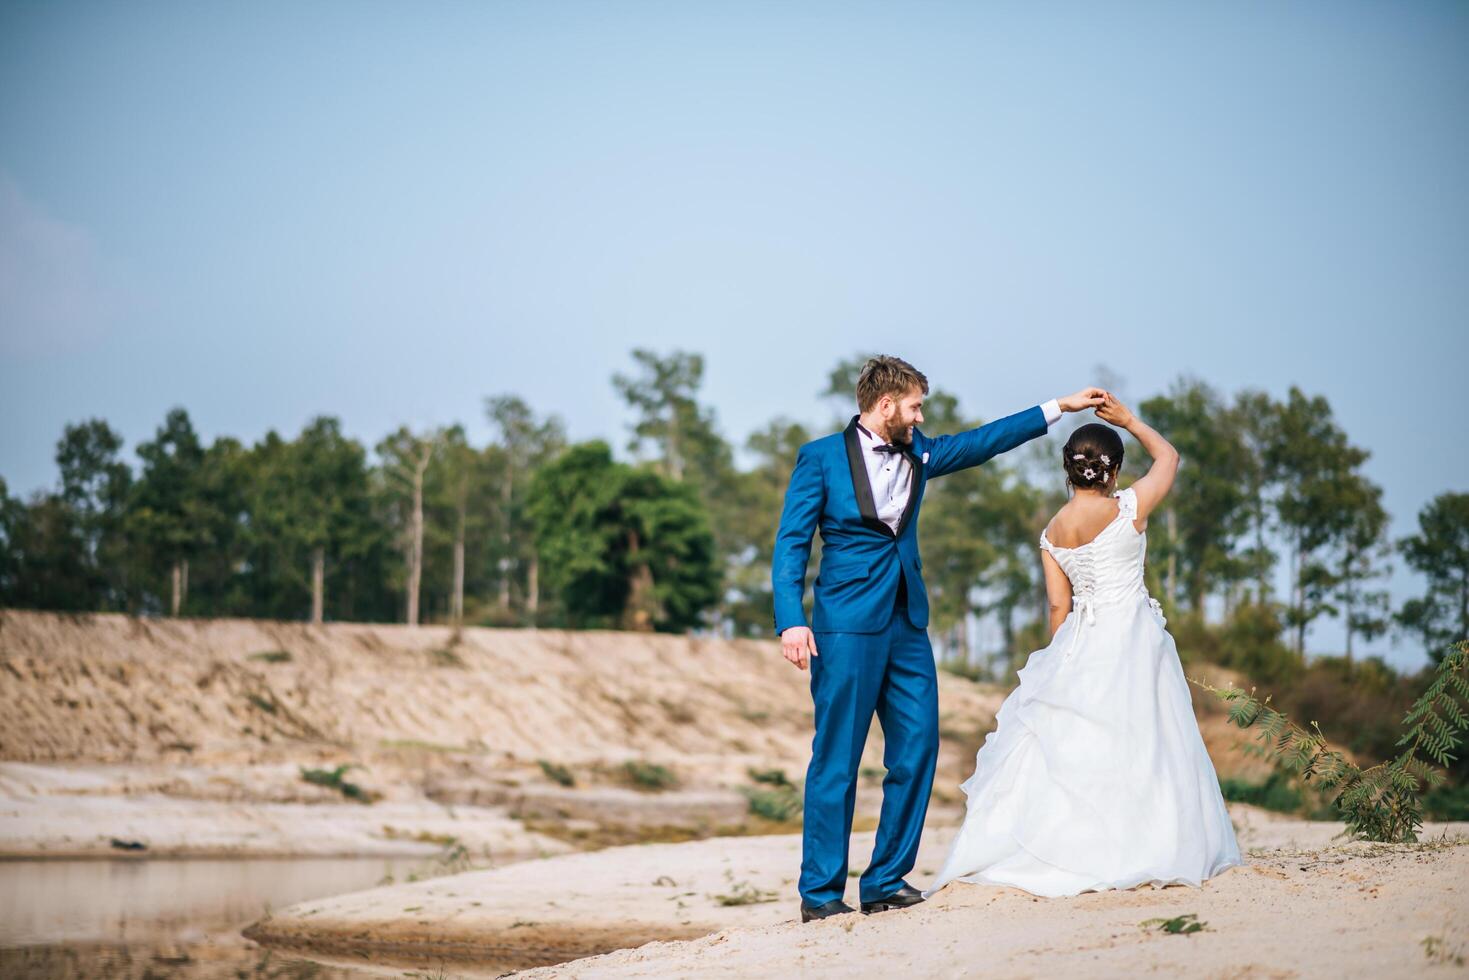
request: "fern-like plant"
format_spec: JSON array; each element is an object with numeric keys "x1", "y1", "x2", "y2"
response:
[{"x1": 1191, "y1": 640, "x2": 1468, "y2": 842}]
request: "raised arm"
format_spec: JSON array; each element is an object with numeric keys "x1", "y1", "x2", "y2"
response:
[
  {"x1": 1095, "y1": 394, "x2": 1179, "y2": 525},
  {"x1": 924, "y1": 387, "x2": 1108, "y2": 479}
]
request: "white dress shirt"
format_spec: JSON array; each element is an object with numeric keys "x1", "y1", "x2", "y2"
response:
[{"x1": 855, "y1": 398, "x2": 1063, "y2": 533}]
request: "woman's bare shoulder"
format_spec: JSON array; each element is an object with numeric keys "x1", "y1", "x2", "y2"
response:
[{"x1": 1044, "y1": 498, "x2": 1118, "y2": 549}]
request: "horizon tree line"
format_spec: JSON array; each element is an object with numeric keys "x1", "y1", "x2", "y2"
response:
[{"x1": 0, "y1": 350, "x2": 1464, "y2": 673}]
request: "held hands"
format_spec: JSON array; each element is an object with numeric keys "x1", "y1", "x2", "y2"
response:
[
  {"x1": 781, "y1": 626, "x2": 819, "y2": 670},
  {"x1": 1058, "y1": 387, "x2": 1108, "y2": 413},
  {"x1": 1095, "y1": 392, "x2": 1136, "y2": 428}
]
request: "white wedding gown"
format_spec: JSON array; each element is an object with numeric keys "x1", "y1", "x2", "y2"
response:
[{"x1": 924, "y1": 487, "x2": 1243, "y2": 899}]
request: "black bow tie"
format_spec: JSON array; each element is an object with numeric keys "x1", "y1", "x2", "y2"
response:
[{"x1": 873, "y1": 443, "x2": 906, "y2": 455}]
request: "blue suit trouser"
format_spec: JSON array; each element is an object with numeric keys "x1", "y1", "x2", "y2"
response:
[{"x1": 799, "y1": 590, "x2": 939, "y2": 906}]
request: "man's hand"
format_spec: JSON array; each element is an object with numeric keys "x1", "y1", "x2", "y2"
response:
[
  {"x1": 1058, "y1": 387, "x2": 1108, "y2": 413},
  {"x1": 781, "y1": 626, "x2": 819, "y2": 670}
]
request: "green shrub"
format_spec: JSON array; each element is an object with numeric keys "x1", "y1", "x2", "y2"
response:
[
  {"x1": 300, "y1": 764, "x2": 372, "y2": 803},
  {"x1": 1218, "y1": 772, "x2": 1302, "y2": 814},
  {"x1": 1423, "y1": 782, "x2": 1469, "y2": 821},
  {"x1": 622, "y1": 760, "x2": 679, "y2": 791},
  {"x1": 746, "y1": 767, "x2": 791, "y2": 787},
  {"x1": 1192, "y1": 640, "x2": 1469, "y2": 843},
  {"x1": 538, "y1": 759, "x2": 575, "y2": 787}
]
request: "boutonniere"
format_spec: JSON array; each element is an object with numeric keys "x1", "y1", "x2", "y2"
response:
[{"x1": 921, "y1": 451, "x2": 930, "y2": 464}]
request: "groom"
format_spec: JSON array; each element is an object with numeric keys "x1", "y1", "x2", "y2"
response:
[{"x1": 772, "y1": 355, "x2": 1104, "y2": 921}]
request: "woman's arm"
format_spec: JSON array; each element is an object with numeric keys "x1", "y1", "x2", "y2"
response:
[
  {"x1": 1095, "y1": 394, "x2": 1179, "y2": 526},
  {"x1": 1041, "y1": 548, "x2": 1073, "y2": 638}
]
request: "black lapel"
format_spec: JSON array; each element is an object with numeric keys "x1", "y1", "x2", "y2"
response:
[
  {"x1": 895, "y1": 440, "x2": 924, "y2": 537},
  {"x1": 844, "y1": 415, "x2": 894, "y2": 538}
]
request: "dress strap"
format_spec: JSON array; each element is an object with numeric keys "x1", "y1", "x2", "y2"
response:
[{"x1": 1115, "y1": 486, "x2": 1138, "y2": 521}]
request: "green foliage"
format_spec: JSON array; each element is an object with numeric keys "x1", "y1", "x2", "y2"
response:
[
  {"x1": 1397, "y1": 492, "x2": 1469, "y2": 664},
  {"x1": 529, "y1": 441, "x2": 719, "y2": 632},
  {"x1": 1139, "y1": 913, "x2": 1207, "y2": 936},
  {"x1": 538, "y1": 760, "x2": 575, "y2": 787},
  {"x1": 622, "y1": 759, "x2": 679, "y2": 791},
  {"x1": 1141, "y1": 379, "x2": 1254, "y2": 613},
  {"x1": 299, "y1": 764, "x2": 372, "y2": 803},
  {"x1": 740, "y1": 768, "x2": 803, "y2": 822},
  {"x1": 741, "y1": 785, "x2": 803, "y2": 823},
  {"x1": 746, "y1": 767, "x2": 792, "y2": 787},
  {"x1": 246, "y1": 650, "x2": 292, "y2": 664},
  {"x1": 1194, "y1": 641, "x2": 1469, "y2": 842},
  {"x1": 1218, "y1": 772, "x2": 1303, "y2": 814}
]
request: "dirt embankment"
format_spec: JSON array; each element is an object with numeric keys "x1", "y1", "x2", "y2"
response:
[{"x1": 0, "y1": 609, "x2": 1016, "y2": 858}]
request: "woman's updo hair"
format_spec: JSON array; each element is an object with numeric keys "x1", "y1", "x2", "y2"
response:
[{"x1": 1062, "y1": 423, "x2": 1124, "y2": 492}]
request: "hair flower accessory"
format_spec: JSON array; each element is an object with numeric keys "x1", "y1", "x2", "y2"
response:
[
  {"x1": 1071, "y1": 453, "x2": 1086, "y2": 460},
  {"x1": 1083, "y1": 467, "x2": 1096, "y2": 480},
  {"x1": 1100, "y1": 454, "x2": 1111, "y2": 466}
]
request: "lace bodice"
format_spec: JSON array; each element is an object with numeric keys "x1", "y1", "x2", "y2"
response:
[{"x1": 1039, "y1": 487, "x2": 1159, "y2": 622}]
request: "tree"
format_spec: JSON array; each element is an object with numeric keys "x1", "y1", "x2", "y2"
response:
[
  {"x1": 528, "y1": 441, "x2": 719, "y2": 632},
  {"x1": 1228, "y1": 390, "x2": 1280, "y2": 605},
  {"x1": 1267, "y1": 388, "x2": 1369, "y2": 656},
  {"x1": 1332, "y1": 474, "x2": 1392, "y2": 661},
  {"x1": 422, "y1": 425, "x2": 502, "y2": 627},
  {"x1": 376, "y1": 427, "x2": 440, "y2": 627},
  {"x1": 55, "y1": 419, "x2": 133, "y2": 608},
  {"x1": 128, "y1": 408, "x2": 210, "y2": 615},
  {"x1": 723, "y1": 418, "x2": 812, "y2": 636},
  {"x1": 485, "y1": 395, "x2": 566, "y2": 619},
  {"x1": 1398, "y1": 492, "x2": 1469, "y2": 663},
  {"x1": 820, "y1": 352, "x2": 880, "y2": 423},
  {"x1": 611, "y1": 350, "x2": 735, "y2": 627},
  {"x1": 613, "y1": 349, "x2": 730, "y2": 485},
  {"x1": 249, "y1": 417, "x2": 377, "y2": 623},
  {"x1": 1140, "y1": 379, "x2": 1254, "y2": 615},
  {"x1": 0, "y1": 485, "x2": 94, "y2": 611}
]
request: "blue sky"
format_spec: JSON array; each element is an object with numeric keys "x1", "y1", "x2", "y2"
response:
[{"x1": 2, "y1": 1, "x2": 1465, "y2": 667}]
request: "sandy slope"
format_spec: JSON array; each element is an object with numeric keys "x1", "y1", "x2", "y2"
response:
[{"x1": 0, "y1": 609, "x2": 1008, "y2": 857}]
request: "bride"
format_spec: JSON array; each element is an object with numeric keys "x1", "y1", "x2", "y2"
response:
[{"x1": 924, "y1": 393, "x2": 1243, "y2": 899}]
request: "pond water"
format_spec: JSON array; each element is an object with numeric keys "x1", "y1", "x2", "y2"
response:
[{"x1": 0, "y1": 856, "x2": 493, "y2": 979}]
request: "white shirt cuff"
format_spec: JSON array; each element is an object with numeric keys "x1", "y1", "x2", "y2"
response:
[{"x1": 1041, "y1": 398, "x2": 1062, "y2": 426}]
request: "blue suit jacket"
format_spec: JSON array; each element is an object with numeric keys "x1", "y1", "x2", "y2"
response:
[{"x1": 771, "y1": 406, "x2": 1049, "y2": 635}]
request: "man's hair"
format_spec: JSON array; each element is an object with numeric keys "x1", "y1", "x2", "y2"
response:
[{"x1": 855, "y1": 355, "x2": 929, "y2": 413}]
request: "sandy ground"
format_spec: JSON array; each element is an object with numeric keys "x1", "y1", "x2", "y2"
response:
[{"x1": 242, "y1": 806, "x2": 1469, "y2": 978}]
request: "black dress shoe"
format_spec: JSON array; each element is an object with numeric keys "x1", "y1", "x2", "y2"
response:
[
  {"x1": 861, "y1": 883, "x2": 925, "y2": 914},
  {"x1": 800, "y1": 899, "x2": 857, "y2": 922}
]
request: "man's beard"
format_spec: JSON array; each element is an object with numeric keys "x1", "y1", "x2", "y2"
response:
[{"x1": 884, "y1": 420, "x2": 915, "y2": 445}]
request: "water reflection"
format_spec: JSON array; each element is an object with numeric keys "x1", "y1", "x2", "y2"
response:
[{"x1": 0, "y1": 857, "x2": 409, "y2": 979}]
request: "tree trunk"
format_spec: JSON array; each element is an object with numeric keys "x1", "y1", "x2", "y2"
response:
[
  {"x1": 406, "y1": 446, "x2": 431, "y2": 627},
  {"x1": 622, "y1": 529, "x2": 658, "y2": 631},
  {"x1": 500, "y1": 464, "x2": 514, "y2": 611},
  {"x1": 311, "y1": 546, "x2": 325, "y2": 624},
  {"x1": 452, "y1": 531, "x2": 465, "y2": 627},
  {"x1": 170, "y1": 560, "x2": 182, "y2": 617},
  {"x1": 527, "y1": 552, "x2": 539, "y2": 618}
]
